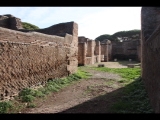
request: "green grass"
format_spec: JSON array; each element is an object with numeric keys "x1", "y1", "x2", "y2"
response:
[
  {"x1": 0, "y1": 101, "x2": 13, "y2": 113},
  {"x1": 26, "y1": 103, "x2": 36, "y2": 108},
  {"x1": 92, "y1": 66, "x2": 154, "y2": 113},
  {"x1": 0, "y1": 68, "x2": 91, "y2": 113},
  {"x1": 93, "y1": 67, "x2": 141, "y2": 84},
  {"x1": 110, "y1": 77, "x2": 154, "y2": 113}
]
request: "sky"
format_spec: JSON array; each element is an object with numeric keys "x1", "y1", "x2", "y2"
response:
[{"x1": 0, "y1": 7, "x2": 142, "y2": 40}]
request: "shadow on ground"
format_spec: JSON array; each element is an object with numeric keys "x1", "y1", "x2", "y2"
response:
[{"x1": 57, "y1": 79, "x2": 153, "y2": 113}]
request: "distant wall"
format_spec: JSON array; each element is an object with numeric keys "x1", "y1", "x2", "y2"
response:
[
  {"x1": 78, "y1": 37, "x2": 100, "y2": 66},
  {"x1": 112, "y1": 40, "x2": 140, "y2": 60},
  {"x1": 78, "y1": 42, "x2": 86, "y2": 66},
  {"x1": 100, "y1": 40, "x2": 112, "y2": 62},
  {"x1": 141, "y1": 7, "x2": 160, "y2": 113},
  {"x1": 86, "y1": 40, "x2": 95, "y2": 64},
  {"x1": 0, "y1": 21, "x2": 78, "y2": 100},
  {"x1": 95, "y1": 41, "x2": 101, "y2": 63}
]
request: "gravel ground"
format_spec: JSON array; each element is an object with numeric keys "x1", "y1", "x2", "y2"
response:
[{"x1": 20, "y1": 61, "x2": 139, "y2": 113}]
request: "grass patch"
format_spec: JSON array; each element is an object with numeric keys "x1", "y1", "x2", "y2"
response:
[
  {"x1": 0, "y1": 101, "x2": 13, "y2": 113},
  {"x1": 0, "y1": 68, "x2": 91, "y2": 113},
  {"x1": 92, "y1": 67, "x2": 141, "y2": 84},
  {"x1": 27, "y1": 103, "x2": 36, "y2": 108},
  {"x1": 110, "y1": 77, "x2": 154, "y2": 113},
  {"x1": 91, "y1": 66, "x2": 154, "y2": 113}
]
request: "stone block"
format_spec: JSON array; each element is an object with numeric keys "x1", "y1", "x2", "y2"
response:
[
  {"x1": 98, "y1": 64, "x2": 105, "y2": 67},
  {"x1": 127, "y1": 64, "x2": 135, "y2": 68}
]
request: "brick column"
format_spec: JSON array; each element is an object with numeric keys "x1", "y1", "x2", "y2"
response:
[
  {"x1": 95, "y1": 41, "x2": 101, "y2": 63},
  {"x1": 78, "y1": 42, "x2": 87, "y2": 66}
]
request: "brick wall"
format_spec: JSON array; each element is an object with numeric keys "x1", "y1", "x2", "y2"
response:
[
  {"x1": 78, "y1": 36, "x2": 100, "y2": 66},
  {"x1": 112, "y1": 40, "x2": 140, "y2": 60},
  {"x1": 0, "y1": 14, "x2": 23, "y2": 30},
  {"x1": 141, "y1": 7, "x2": 160, "y2": 113},
  {"x1": 100, "y1": 40, "x2": 112, "y2": 62},
  {"x1": 95, "y1": 41, "x2": 101, "y2": 63},
  {"x1": 0, "y1": 23, "x2": 78, "y2": 100},
  {"x1": 78, "y1": 43, "x2": 86, "y2": 66}
]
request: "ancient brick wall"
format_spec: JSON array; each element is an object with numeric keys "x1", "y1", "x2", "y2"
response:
[
  {"x1": 86, "y1": 40, "x2": 95, "y2": 64},
  {"x1": 78, "y1": 37, "x2": 87, "y2": 66},
  {"x1": 137, "y1": 41, "x2": 141, "y2": 62},
  {"x1": 78, "y1": 37, "x2": 101, "y2": 65},
  {"x1": 19, "y1": 21, "x2": 77, "y2": 37},
  {"x1": 19, "y1": 21, "x2": 78, "y2": 73},
  {"x1": 95, "y1": 41, "x2": 101, "y2": 63},
  {"x1": 100, "y1": 40, "x2": 112, "y2": 62},
  {"x1": 78, "y1": 42, "x2": 86, "y2": 66},
  {"x1": 108, "y1": 43, "x2": 112, "y2": 61},
  {"x1": 112, "y1": 40, "x2": 140, "y2": 60},
  {"x1": 141, "y1": 7, "x2": 160, "y2": 113},
  {"x1": 0, "y1": 14, "x2": 23, "y2": 30},
  {"x1": 0, "y1": 25, "x2": 78, "y2": 100},
  {"x1": 0, "y1": 15, "x2": 10, "y2": 28}
]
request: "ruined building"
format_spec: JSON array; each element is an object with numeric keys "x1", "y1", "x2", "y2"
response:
[
  {"x1": 0, "y1": 14, "x2": 78, "y2": 100},
  {"x1": 100, "y1": 39, "x2": 112, "y2": 62},
  {"x1": 78, "y1": 37, "x2": 112, "y2": 66},
  {"x1": 78, "y1": 35, "x2": 140, "y2": 66},
  {"x1": 112, "y1": 39, "x2": 141, "y2": 61},
  {"x1": 0, "y1": 14, "x2": 141, "y2": 102},
  {"x1": 141, "y1": 7, "x2": 160, "y2": 113}
]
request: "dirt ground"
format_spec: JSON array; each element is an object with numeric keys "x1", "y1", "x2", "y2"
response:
[{"x1": 20, "y1": 61, "x2": 140, "y2": 113}]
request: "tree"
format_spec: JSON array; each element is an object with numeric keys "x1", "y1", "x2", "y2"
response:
[
  {"x1": 112, "y1": 29, "x2": 140, "y2": 40},
  {"x1": 22, "y1": 22, "x2": 39, "y2": 30},
  {"x1": 95, "y1": 29, "x2": 141, "y2": 42},
  {"x1": 95, "y1": 34, "x2": 115, "y2": 42}
]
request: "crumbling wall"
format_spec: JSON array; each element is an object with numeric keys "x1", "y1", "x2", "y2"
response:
[
  {"x1": 86, "y1": 40, "x2": 95, "y2": 64},
  {"x1": 0, "y1": 22, "x2": 78, "y2": 100},
  {"x1": 95, "y1": 41, "x2": 101, "y2": 63},
  {"x1": 19, "y1": 21, "x2": 77, "y2": 37},
  {"x1": 112, "y1": 40, "x2": 139, "y2": 60},
  {"x1": 0, "y1": 15, "x2": 10, "y2": 28},
  {"x1": 137, "y1": 41, "x2": 141, "y2": 62},
  {"x1": 0, "y1": 14, "x2": 23, "y2": 30},
  {"x1": 78, "y1": 42, "x2": 87, "y2": 66},
  {"x1": 19, "y1": 21, "x2": 78, "y2": 73},
  {"x1": 141, "y1": 7, "x2": 160, "y2": 113},
  {"x1": 78, "y1": 37, "x2": 87, "y2": 66},
  {"x1": 78, "y1": 37, "x2": 99, "y2": 66},
  {"x1": 100, "y1": 39, "x2": 112, "y2": 62}
]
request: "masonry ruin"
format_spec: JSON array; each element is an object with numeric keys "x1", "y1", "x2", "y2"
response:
[
  {"x1": 112, "y1": 39, "x2": 141, "y2": 61},
  {"x1": 0, "y1": 14, "x2": 142, "y2": 103},
  {"x1": 78, "y1": 36, "x2": 140, "y2": 66},
  {"x1": 0, "y1": 14, "x2": 78, "y2": 100},
  {"x1": 78, "y1": 37, "x2": 113, "y2": 66},
  {"x1": 141, "y1": 7, "x2": 160, "y2": 113}
]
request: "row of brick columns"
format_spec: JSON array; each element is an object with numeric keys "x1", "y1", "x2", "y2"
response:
[{"x1": 78, "y1": 36, "x2": 111, "y2": 66}]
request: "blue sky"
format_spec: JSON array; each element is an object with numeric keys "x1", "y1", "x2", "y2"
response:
[{"x1": 0, "y1": 7, "x2": 141, "y2": 40}]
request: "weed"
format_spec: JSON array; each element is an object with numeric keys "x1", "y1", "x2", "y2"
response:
[
  {"x1": 33, "y1": 91, "x2": 45, "y2": 98},
  {"x1": 91, "y1": 66, "x2": 154, "y2": 113},
  {"x1": 0, "y1": 101, "x2": 13, "y2": 113},
  {"x1": 27, "y1": 103, "x2": 36, "y2": 108},
  {"x1": 21, "y1": 95, "x2": 35, "y2": 102}
]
